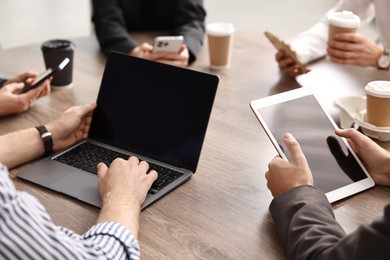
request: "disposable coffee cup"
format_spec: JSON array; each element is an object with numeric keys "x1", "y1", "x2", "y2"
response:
[
  {"x1": 206, "y1": 22, "x2": 235, "y2": 70},
  {"x1": 41, "y1": 39, "x2": 75, "y2": 88},
  {"x1": 328, "y1": 11, "x2": 360, "y2": 40},
  {"x1": 365, "y1": 81, "x2": 390, "y2": 127}
]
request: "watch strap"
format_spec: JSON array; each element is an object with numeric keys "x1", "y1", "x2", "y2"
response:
[
  {"x1": 378, "y1": 47, "x2": 390, "y2": 70},
  {"x1": 36, "y1": 125, "x2": 54, "y2": 156},
  {"x1": 384, "y1": 48, "x2": 390, "y2": 56}
]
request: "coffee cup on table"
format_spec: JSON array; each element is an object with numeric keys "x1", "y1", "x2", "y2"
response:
[
  {"x1": 365, "y1": 81, "x2": 390, "y2": 127},
  {"x1": 328, "y1": 11, "x2": 360, "y2": 40},
  {"x1": 41, "y1": 39, "x2": 75, "y2": 88},
  {"x1": 206, "y1": 22, "x2": 235, "y2": 70}
]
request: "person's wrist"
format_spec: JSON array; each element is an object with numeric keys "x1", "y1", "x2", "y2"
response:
[
  {"x1": 377, "y1": 47, "x2": 390, "y2": 71},
  {"x1": 103, "y1": 191, "x2": 142, "y2": 209},
  {"x1": 35, "y1": 125, "x2": 54, "y2": 156},
  {"x1": 45, "y1": 121, "x2": 64, "y2": 152},
  {"x1": 100, "y1": 192, "x2": 141, "y2": 236}
]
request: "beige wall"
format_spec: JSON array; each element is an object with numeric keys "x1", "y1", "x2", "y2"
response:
[{"x1": 0, "y1": 0, "x2": 336, "y2": 50}]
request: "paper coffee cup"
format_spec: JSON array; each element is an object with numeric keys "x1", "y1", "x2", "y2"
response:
[
  {"x1": 41, "y1": 39, "x2": 75, "y2": 88},
  {"x1": 206, "y1": 22, "x2": 235, "y2": 70},
  {"x1": 328, "y1": 11, "x2": 360, "y2": 40},
  {"x1": 365, "y1": 81, "x2": 390, "y2": 127}
]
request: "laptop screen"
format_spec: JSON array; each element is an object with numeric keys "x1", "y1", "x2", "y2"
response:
[{"x1": 89, "y1": 52, "x2": 219, "y2": 172}]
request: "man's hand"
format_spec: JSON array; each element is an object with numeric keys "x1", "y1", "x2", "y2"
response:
[
  {"x1": 46, "y1": 102, "x2": 96, "y2": 151},
  {"x1": 154, "y1": 44, "x2": 189, "y2": 67},
  {"x1": 129, "y1": 43, "x2": 189, "y2": 67},
  {"x1": 97, "y1": 156, "x2": 158, "y2": 237},
  {"x1": 0, "y1": 80, "x2": 51, "y2": 116},
  {"x1": 327, "y1": 33, "x2": 382, "y2": 67},
  {"x1": 336, "y1": 128, "x2": 390, "y2": 186},
  {"x1": 275, "y1": 49, "x2": 304, "y2": 78},
  {"x1": 265, "y1": 133, "x2": 313, "y2": 197}
]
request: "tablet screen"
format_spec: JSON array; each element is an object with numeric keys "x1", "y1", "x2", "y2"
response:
[{"x1": 250, "y1": 88, "x2": 374, "y2": 202}]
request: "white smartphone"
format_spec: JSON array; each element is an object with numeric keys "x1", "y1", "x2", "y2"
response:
[{"x1": 153, "y1": 35, "x2": 184, "y2": 53}]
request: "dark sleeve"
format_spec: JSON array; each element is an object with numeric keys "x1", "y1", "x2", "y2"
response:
[
  {"x1": 0, "y1": 78, "x2": 7, "y2": 87},
  {"x1": 91, "y1": 0, "x2": 138, "y2": 55},
  {"x1": 270, "y1": 185, "x2": 390, "y2": 260},
  {"x1": 174, "y1": 0, "x2": 206, "y2": 63}
]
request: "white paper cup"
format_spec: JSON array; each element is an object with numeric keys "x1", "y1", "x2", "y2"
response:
[
  {"x1": 365, "y1": 81, "x2": 390, "y2": 127},
  {"x1": 328, "y1": 11, "x2": 360, "y2": 40},
  {"x1": 206, "y1": 22, "x2": 235, "y2": 70}
]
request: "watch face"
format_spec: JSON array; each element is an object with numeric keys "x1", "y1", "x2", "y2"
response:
[{"x1": 379, "y1": 55, "x2": 390, "y2": 68}]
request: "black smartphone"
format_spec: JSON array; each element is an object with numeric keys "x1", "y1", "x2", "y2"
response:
[{"x1": 20, "y1": 57, "x2": 70, "y2": 94}]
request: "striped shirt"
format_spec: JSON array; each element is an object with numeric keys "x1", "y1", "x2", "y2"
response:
[{"x1": 0, "y1": 165, "x2": 140, "y2": 259}]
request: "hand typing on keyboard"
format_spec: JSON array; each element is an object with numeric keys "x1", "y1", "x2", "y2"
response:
[
  {"x1": 54, "y1": 142, "x2": 185, "y2": 195},
  {"x1": 96, "y1": 156, "x2": 158, "y2": 237}
]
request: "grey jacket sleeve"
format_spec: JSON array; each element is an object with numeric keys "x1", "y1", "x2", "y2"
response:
[{"x1": 270, "y1": 185, "x2": 390, "y2": 260}]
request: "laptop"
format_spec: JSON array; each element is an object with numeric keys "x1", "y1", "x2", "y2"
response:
[{"x1": 17, "y1": 52, "x2": 219, "y2": 209}]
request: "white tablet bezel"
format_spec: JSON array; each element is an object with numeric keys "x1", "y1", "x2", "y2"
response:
[{"x1": 250, "y1": 87, "x2": 374, "y2": 203}]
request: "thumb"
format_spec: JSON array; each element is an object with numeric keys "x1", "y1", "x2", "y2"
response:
[
  {"x1": 21, "y1": 83, "x2": 46, "y2": 99},
  {"x1": 7, "y1": 82, "x2": 25, "y2": 93},
  {"x1": 179, "y1": 44, "x2": 187, "y2": 52},
  {"x1": 97, "y1": 162, "x2": 108, "y2": 179},
  {"x1": 283, "y1": 133, "x2": 306, "y2": 165},
  {"x1": 140, "y1": 42, "x2": 153, "y2": 51}
]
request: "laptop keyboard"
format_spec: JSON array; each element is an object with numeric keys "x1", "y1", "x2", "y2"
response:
[{"x1": 53, "y1": 142, "x2": 184, "y2": 194}]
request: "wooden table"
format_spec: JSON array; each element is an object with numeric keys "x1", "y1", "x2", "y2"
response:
[{"x1": 1, "y1": 33, "x2": 390, "y2": 259}]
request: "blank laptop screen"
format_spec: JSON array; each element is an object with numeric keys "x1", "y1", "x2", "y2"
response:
[{"x1": 89, "y1": 52, "x2": 218, "y2": 172}]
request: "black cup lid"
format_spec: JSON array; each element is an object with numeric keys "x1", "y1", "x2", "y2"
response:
[{"x1": 41, "y1": 39, "x2": 75, "y2": 51}]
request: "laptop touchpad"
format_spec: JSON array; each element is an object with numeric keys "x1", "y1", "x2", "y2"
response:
[{"x1": 50, "y1": 171, "x2": 101, "y2": 207}]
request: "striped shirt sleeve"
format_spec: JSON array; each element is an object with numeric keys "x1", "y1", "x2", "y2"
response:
[{"x1": 0, "y1": 164, "x2": 140, "y2": 259}]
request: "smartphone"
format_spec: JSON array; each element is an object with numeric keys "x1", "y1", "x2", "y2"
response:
[
  {"x1": 153, "y1": 35, "x2": 184, "y2": 53},
  {"x1": 20, "y1": 57, "x2": 70, "y2": 94},
  {"x1": 264, "y1": 31, "x2": 310, "y2": 74}
]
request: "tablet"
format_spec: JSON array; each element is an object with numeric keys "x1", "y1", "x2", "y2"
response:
[{"x1": 250, "y1": 87, "x2": 374, "y2": 203}]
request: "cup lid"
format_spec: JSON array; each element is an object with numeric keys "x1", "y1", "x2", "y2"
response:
[
  {"x1": 41, "y1": 39, "x2": 75, "y2": 51},
  {"x1": 328, "y1": 10, "x2": 361, "y2": 28},
  {"x1": 365, "y1": 81, "x2": 390, "y2": 98},
  {"x1": 206, "y1": 22, "x2": 235, "y2": 37}
]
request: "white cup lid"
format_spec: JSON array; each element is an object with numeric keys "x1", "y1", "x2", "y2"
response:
[
  {"x1": 206, "y1": 22, "x2": 235, "y2": 37},
  {"x1": 365, "y1": 81, "x2": 390, "y2": 98},
  {"x1": 328, "y1": 10, "x2": 361, "y2": 28}
]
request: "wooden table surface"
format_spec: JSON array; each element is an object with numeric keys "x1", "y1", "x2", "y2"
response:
[{"x1": 1, "y1": 32, "x2": 390, "y2": 259}]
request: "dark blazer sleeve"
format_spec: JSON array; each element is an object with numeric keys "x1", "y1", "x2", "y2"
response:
[
  {"x1": 270, "y1": 185, "x2": 390, "y2": 260},
  {"x1": 0, "y1": 78, "x2": 7, "y2": 87},
  {"x1": 92, "y1": 0, "x2": 139, "y2": 55},
  {"x1": 173, "y1": 0, "x2": 206, "y2": 63}
]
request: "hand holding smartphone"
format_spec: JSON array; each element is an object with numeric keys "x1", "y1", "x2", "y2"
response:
[
  {"x1": 264, "y1": 31, "x2": 310, "y2": 74},
  {"x1": 20, "y1": 57, "x2": 70, "y2": 94},
  {"x1": 153, "y1": 35, "x2": 184, "y2": 53}
]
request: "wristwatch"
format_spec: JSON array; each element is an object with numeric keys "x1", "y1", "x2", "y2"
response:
[
  {"x1": 36, "y1": 125, "x2": 54, "y2": 156},
  {"x1": 378, "y1": 47, "x2": 390, "y2": 70}
]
